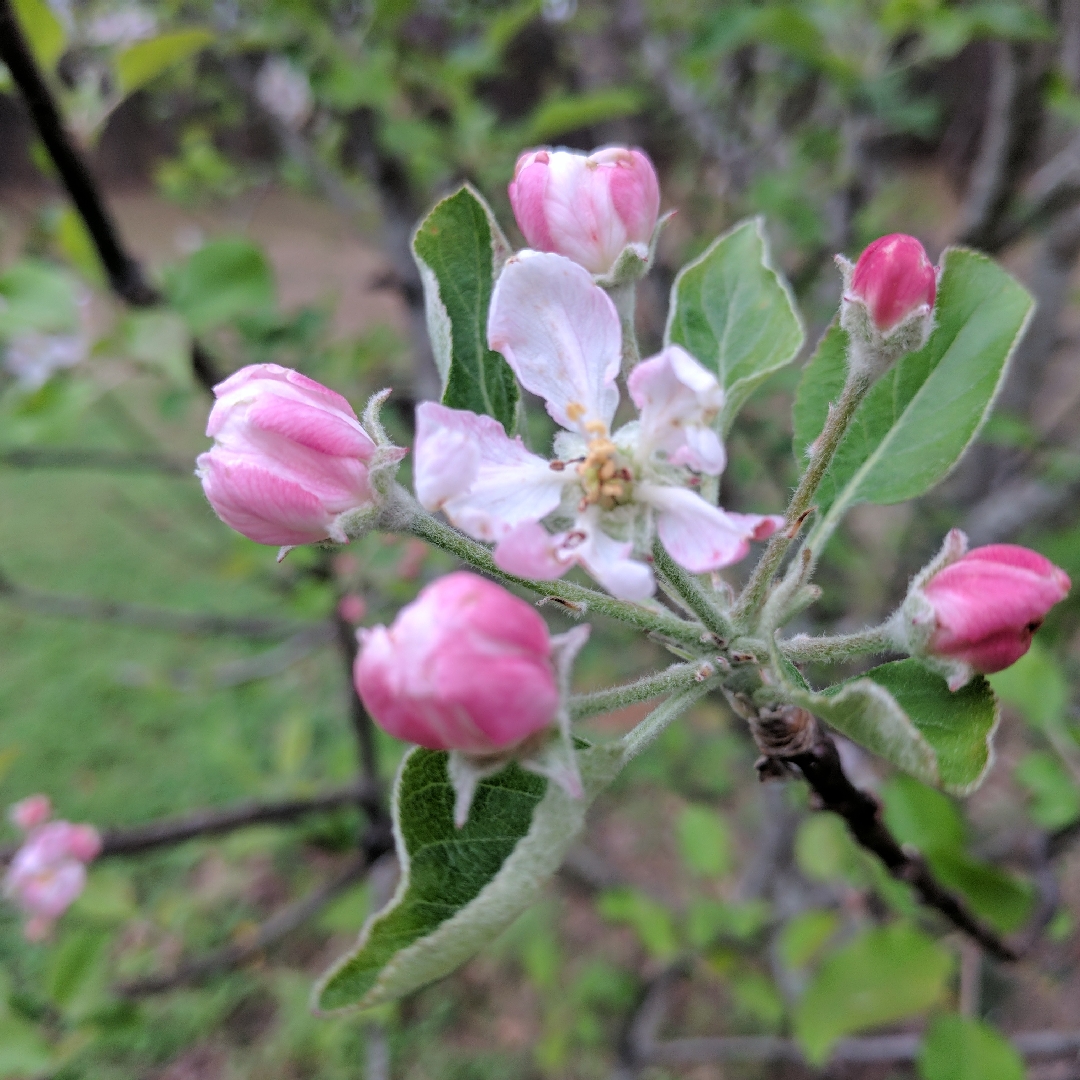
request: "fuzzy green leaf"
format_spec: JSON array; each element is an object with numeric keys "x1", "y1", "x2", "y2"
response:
[
  {"x1": 797, "y1": 248, "x2": 1033, "y2": 553},
  {"x1": 794, "y1": 923, "x2": 952, "y2": 1065},
  {"x1": 314, "y1": 742, "x2": 622, "y2": 1013},
  {"x1": 412, "y1": 185, "x2": 518, "y2": 431},
  {"x1": 116, "y1": 29, "x2": 215, "y2": 96},
  {"x1": 665, "y1": 217, "x2": 803, "y2": 431}
]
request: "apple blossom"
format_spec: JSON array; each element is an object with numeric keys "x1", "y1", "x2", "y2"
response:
[
  {"x1": 838, "y1": 233, "x2": 938, "y2": 377},
  {"x1": 9, "y1": 794, "x2": 52, "y2": 832},
  {"x1": 414, "y1": 252, "x2": 782, "y2": 601},
  {"x1": 354, "y1": 571, "x2": 559, "y2": 755},
  {"x1": 509, "y1": 147, "x2": 660, "y2": 275},
  {"x1": 899, "y1": 529, "x2": 1070, "y2": 689},
  {"x1": 4, "y1": 816, "x2": 102, "y2": 941},
  {"x1": 197, "y1": 364, "x2": 404, "y2": 548}
]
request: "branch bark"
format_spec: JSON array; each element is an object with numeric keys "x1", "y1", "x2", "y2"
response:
[
  {"x1": 0, "y1": 448, "x2": 190, "y2": 475},
  {"x1": 0, "y1": 782, "x2": 379, "y2": 866},
  {"x1": 0, "y1": 564, "x2": 321, "y2": 639},
  {"x1": 0, "y1": 0, "x2": 222, "y2": 392}
]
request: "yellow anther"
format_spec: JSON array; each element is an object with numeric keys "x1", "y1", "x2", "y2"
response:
[
  {"x1": 584, "y1": 419, "x2": 607, "y2": 436},
  {"x1": 566, "y1": 402, "x2": 586, "y2": 422}
]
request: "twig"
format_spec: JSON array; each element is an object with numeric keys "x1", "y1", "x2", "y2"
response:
[
  {"x1": 212, "y1": 622, "x2": 336, "y2": 687},
  {"x1": 114, "y1": 852, "x2": 373, "y2": 996},
  {"x1": 0, "y1": 782, "x2": 379, "y2": 866},
  {"x1": 0, "y1": 564, "x2": 318, "y2": 638},
  {"x1": 752, "y1": 708, "x2": 1021, "y2": 961},
  {"x1": 0, "y1": 448, "x2": 190, "y2": 475},
  {"x1": 0, "y1": 0, "x2": 221, "y2": 392}
]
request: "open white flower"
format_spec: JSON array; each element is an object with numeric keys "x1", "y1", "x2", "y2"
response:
[{"x1": 414, "y1": 251, "x2": 783, "y2": 601}]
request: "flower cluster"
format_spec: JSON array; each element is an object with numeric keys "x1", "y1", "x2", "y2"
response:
[{"x1": 4, "y1": 795, "x2": 101, "y2": 941}]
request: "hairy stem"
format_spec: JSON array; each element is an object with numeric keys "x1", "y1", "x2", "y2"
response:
[
  {"x1": 779, "y1": 624, "x2": 896, "y2": 665},
  {"x1": 733, "y1": 372, "x2": 869, "y2": 629},
  {"x1": 405, "y1": 503, "x2": 706, "y2": 646},
  {"x1": 621, "y1": 683, "x2": 716, "y2": 762},
  {"x1": 607, "y1": 281, "x2": 640, "y2": 372},
  {"x1": 569, "y1": 662, "x2": 706, "y2": 722},
  {"x1": 651, "y1": 540, "x2": 734, "y2": 640}
]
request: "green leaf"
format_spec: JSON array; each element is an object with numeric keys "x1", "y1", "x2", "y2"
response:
[
  {"x1": 794, "y1": 923, "x2": 952, "y2": 1065},
  {"x1": 524, "y1": 88, "x2": 645, "y2": 143},
  {"x1": 12, "y1": 0, "x2": 65, "y2": 72},
  {"x1": 814, "y1": 659, "x2": 999, "y2": 793},
  {"x1": 45, "y1": 928, "x2": 109, "y2": 1010},
  {"x1": 314, "y1": 741, "x2": 622, "y2": 1013},
  {"x1": 116, "y1": 29, "x2": 215, "y2": 96},
  {"x1": 119, "y1": 310, "x2": 192, "y2": 386},
  {"x1": 779, "y1": 909, "x2": 840, "y2": 969},
  {"x1": 883, "y1": 776, "x2": 1034, "y2": 933},
  {"x1": 919, "y1": 1015, "x2": 1025, "y2": 1080},
  {"x1": 598, "y1": 888, "x2": 679, "y2": 960},
  {"x1": 0, "y1": 260, "x2": 79, "y2": 337},
  {"x1": 54, "y1": 207, "x2": 105, "y2": 287},
  {"x1": 0, "y1": 1015, "x2": 53, "y2": 1078},
  {"x1": 1016, "y1": 751, "x2": 1080, "y2": 830},
  {"x1": 167, "y1": 237, "x2": 275, "y2": 333},
  {"x1": 665, "y1": 217, "x2": 804, "y2": 431},
  {"x1": 685, "y1": 898, "x2": 770, "y2": 948},
  {"x1": 798, "y1": 248, "x2": 1034, "y2": 553},
  {"x1": 676, "y1": 804, "x2": 731, "y2": 877},
  {"x1": 412, "y1": 185, "x2": 519, "y2": 431}
]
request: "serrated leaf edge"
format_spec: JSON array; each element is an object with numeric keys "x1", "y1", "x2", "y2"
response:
[{"x1": 312, "y1": 742, "x2": 623, "y2": 1015}]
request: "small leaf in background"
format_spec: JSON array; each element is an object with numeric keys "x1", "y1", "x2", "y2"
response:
[
  {"x1": 882, "y1": 774, "x2": 966, "y2": 853},
  {"x1": 794, "y1": 923, "x2": 952, "y2": 1065},
  {"x1": 0, "y1": 1015, "x2": 54, "y2": 1078},
  {"x1": 795, "y1": 813, "x2": 865, "y2": 885},
  {"x1": 54, "y1": 207, "x2": 105, "y2": 287},
  {"x1": 116, "y1": 29, "x2": 215, "y2": 96},
  {"x1": 120, "y1": 310, "x2": 192, "y2": 385},
  {"x1": 779, "y1": 909, "x2": 840, "y2": 969},
  {"x1": 0, "y1": 260, "x2": 79, "y2": 336},
  {"x1": 918, "y1": 1014, "x2": 1024, "y2": 1080},
  {"x1": 524, "y1": 88, "x2": 645, "y2": 143},
  {"x1": 685, "y1": 898, "x2": 770, "y2": 949},
  {"x1": 732, "y1": 970, "x2": 785, "y2": 1028},
  {"x1": 883, "y1": 775, "x2": 1034, "y2": 933},
  {"x1": 45, "y1": 928, "x2": 110, "y2": 1010},
  {"x1": 1015, "y1": 751, "x2": 1080, "y2": 829},
  {"x1": 665, "y1": 217, "x2": 804, "y2": 431},
  {"x1": 677, "y1": 804, "x2": 732, "y2": 877},
  {"x1": 12, "y1": 0, "x2": 65, "y2": 71},
  {"x1": 167, "y1": 237, "x2": 275, "y2": 333},
  {"x1": 412, "y1": 185, "x2": 518, "y2": 431},
  {"x1": 798, "y1": 248, "x2": 1034, "y2": 553},
  {"x1": 598, "y1": 888, "x2": 679, "y2": 960},
  {"x1": 989, "y1": 641, "x2": 1068, "y2": 731}
]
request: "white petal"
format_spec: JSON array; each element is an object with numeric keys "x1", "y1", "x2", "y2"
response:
[
  {"x1": 628, "y1": 345, "x2": 726, "y2": 473},
  {"x1": 488, "y1": 252, "x2": 621, "y2": 434},
  {"x1": 559, "y1": 511, "x2": 654, "y2": 600},
  {"x1": 415, "y1": 402, "x2": 568, "y2": 542},
  {"x1": 639, "y1": 484, "x2": 778, "y2": 573}
]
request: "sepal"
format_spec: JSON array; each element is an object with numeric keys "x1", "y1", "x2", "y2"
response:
[{"x1": 593, "y1": 210, "x2": 674, "y2": 289}]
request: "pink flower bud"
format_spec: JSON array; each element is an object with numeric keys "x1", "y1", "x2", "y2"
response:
[
  {"x1": 9, "y1": 795, "x2": 51, "y2": 832},
  {"x1": 848, "y1": 233, "x2": 936, "y2": 333},
  {"x1": 197, "y1": 364, "x2": 393, "y2": 547},
  {"x1": 509, "y1": 146, "x2": 660, "y2": 274},
  {"x1": 354, "y1": 571, "x2": 560, "y2": 754},
  {"x1": 337, "y1": 593, "x2": 367, "y2": 625},
  {"x1": 922, "y1": 545, "x2": 1070, "y2": 674}
]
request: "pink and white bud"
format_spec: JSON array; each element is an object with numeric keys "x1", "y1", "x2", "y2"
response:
[
  {"x1": 337, "y1": 593, "x2": 367, "y2": 625},
  {"x1": 839, "y1": 234, "x2": 937, "y2": 377},
  {"x1": 900, "y1": 531, "x2": 1070, "y2": 689},
  {"x1": 197, "y1": 364, "x2": 401, "y2": 547},
  {"x1": 354, "y1": 572, "x2": 559, "y2": 755},
  {"x1": 4, "y1": 820, "x2": 102, "y2": 940},
  {"x1": 849, "y1": 234, "x2": 936, "y2": 333},
  {"x1": 509, "y1": 147, "x2": 660, "y2": 275},
  {"x1": 9, "y1": 795, "x2": 52, "y2": 832},
  {"x1": 922, "y1": 545, "x2": 1069, "y2": 674}
]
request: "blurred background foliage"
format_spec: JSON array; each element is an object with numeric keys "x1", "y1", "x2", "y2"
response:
[{"x1": 3, "y1": 0, "x2": 1080, "y2": 1076}]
